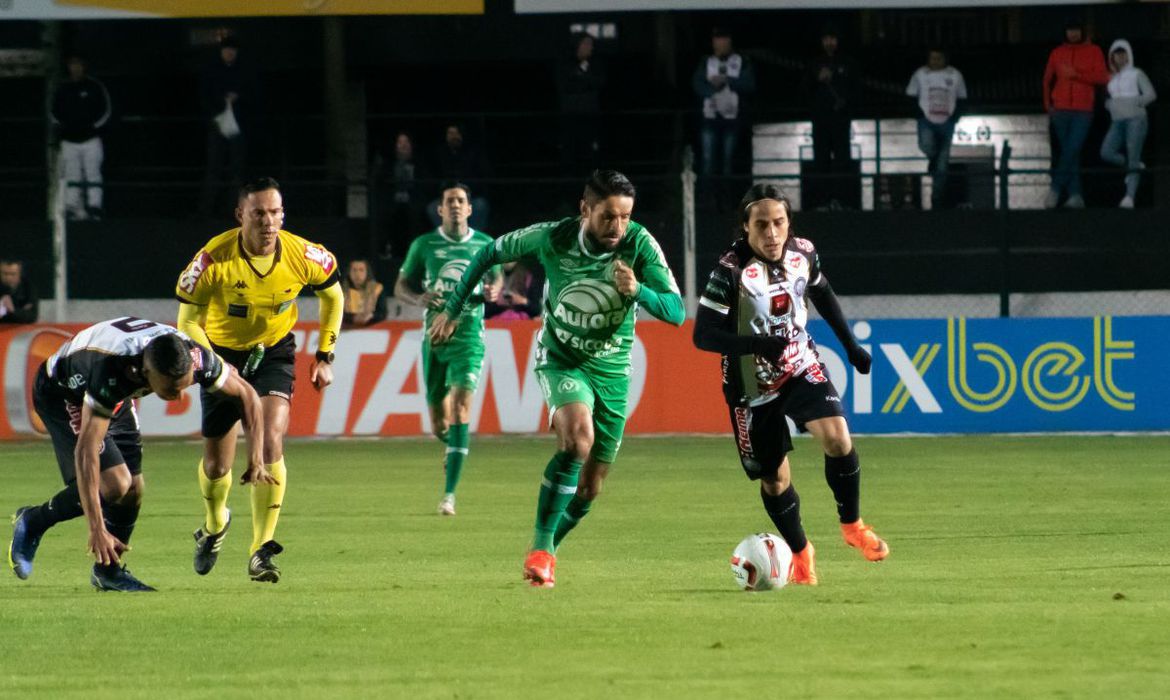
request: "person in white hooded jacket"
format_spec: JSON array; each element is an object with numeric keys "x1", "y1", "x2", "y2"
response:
[{"x1": 1100, "y1": 39, "x2": 1156, "y2": 208}]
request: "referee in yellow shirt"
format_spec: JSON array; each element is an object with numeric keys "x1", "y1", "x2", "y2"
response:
[{"x1": 175, "y1": 176, "x2": 343, "y2": 583}]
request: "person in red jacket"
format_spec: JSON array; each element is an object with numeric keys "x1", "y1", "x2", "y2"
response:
[{"x1": 1042, "y1": 18, "x2": 1109, "y2": 209}]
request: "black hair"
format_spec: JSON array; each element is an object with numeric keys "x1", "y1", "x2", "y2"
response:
[
  {"x1": 438, "y1": 181, "x2": 472, "y2": 201},
  {"x1": 582, "y1": 169, "x2": 636, "y2": 205},
  {"x1": 736, "y1": 183, "x2": 793, "y2": 237},
  {"x1": 0, "y1": 258, "x2": 21, "y2": 267},
  {"x1": 238, "y1": 176, "x2": 281, "y2": 201},
  {"x1": 144, "y1": 333, "x2": 192, "y2": 379},
  {"x1": 220, "y1": 35, "x2": 240, "y2": 49},
  {"x1": 711, "y1": 26, "x2": 732, "y2": 39}
]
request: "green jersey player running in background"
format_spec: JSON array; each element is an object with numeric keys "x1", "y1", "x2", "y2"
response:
[
  {"x1": 429, "y1": 170, "x2": 684, "y2": 587},
  {"x1": 396, "y1": 182, "x2": 501, "y2": 516}
]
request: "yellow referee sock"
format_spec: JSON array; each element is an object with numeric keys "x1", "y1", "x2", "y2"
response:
[
  {"x1": 251, "y1": 457, "x2": 287, "y2": 554},
  {"x1": 198, "y1": 460, "x2": 232, "y2": 535}
]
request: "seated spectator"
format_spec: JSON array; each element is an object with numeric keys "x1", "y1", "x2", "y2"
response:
[
  {"x1": 342, "y1": 259, "x2": 386, "y2": 328},
  {"x1": 484, "y1": 260, "x2": 545, "y2": 321},
  {"x1": 427, "y1": 124, "x2": 491, "y2": 229},
  {"x1": 0, "y1": 259, "x2": 38, "y2": 324}
]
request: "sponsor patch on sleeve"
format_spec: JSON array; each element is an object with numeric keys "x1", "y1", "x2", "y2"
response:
[
  {"x1": 178, "y1": 251, "x2": 213, "y2": 295},
  {"x1": 304, "y1": 244, "x2": 336, "y2": 275}
]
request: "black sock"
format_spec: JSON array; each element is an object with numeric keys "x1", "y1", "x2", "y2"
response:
[
  {"x1": 101, "y1": 498, "x2": 140, "y2": 548},
  {"x1": 824, "y1": 449, "x2": 861, "y2": 524},
  {"x1": 24, "y1": 482, "x2": 83, "y2": 533},
  {"x1": 761, "y1": 484, "x2": 808, "y2": 554}
]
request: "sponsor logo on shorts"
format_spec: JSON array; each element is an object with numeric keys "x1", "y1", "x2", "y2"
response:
[
  {"x1": 66, "y1": 373, "x2": 84, "y2": 390},
  {"x1": 734, "y1": 406, "x2": 753, "y2": 454}
]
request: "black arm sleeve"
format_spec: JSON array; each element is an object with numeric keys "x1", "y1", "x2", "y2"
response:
[
  {"x1": 807, "y1": 275, "x2": 857, "y2": 349},
  {"x1": 693, "y1": 305, "x2": 782, "y2": 356}
]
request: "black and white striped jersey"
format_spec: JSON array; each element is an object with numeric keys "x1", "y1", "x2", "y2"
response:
[
  {"x1": 698, "y1": 237, "x2": 828, "y2": 406},
  {"x1": 44, "y1": 316, "x2": 228, "y2": 417}
]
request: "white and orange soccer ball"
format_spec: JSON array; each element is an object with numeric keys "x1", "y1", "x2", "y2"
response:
[{"x1": 730, "y1": 533, "x2": 793, "y2": 591}]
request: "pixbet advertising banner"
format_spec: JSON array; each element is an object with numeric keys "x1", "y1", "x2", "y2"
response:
[{"x1": 0, "y1": 316, "x2": 1165, "y2": 439}]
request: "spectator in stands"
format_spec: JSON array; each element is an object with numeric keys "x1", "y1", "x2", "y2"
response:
[
  {"x1": 198, "y1": 36, "x2": 259, "y2": 217},
  {"x1": 51, "y1": 56, "x2": 111, "y2": 221},
  {"x1": 557, "y1": 32, "x2": 606, "y2": 175},
  {"x1": 342, "y1": 259, "x2": 386, "y2": 328},
  {"x1": 373, "y1": 131, "x2": 427, "y2": 260},
  {"x1": 428, "y1": 124, "x2": 490, "y2": 229},
  {"x1": 1100, "y1": 39, "x2": 1156, "y2": 209},
  {"x1": 692, "y1": 27, "x2": 756, "y2": 177},
  {"x1": 0, "y1": 259, "x2": 38, "y2": 324},
  {"x1": 805, "y1": 25, "x2": 858, "y2": 177},
  {"x1": 1042, "y1": 18, "x2": 1108, "y2": 209},
  {"x1": 484, "y1": 260, "x2": 545, "y2": 321},
  {"x1": 906, "y1": 48, "x2": 967, "y2": 209}
]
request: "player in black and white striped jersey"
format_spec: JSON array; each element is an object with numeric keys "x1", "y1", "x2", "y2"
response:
[{"x1": 7, "y1": 316, "x2": 265, "y2": 592}]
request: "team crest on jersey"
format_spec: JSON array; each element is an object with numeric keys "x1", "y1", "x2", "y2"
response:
[
  {"x1": 785, "y1": 253, "x2": 806, "y2": 271},
  {"x1": 303, "y1": 244, "x2": 336, "y2": 274},
  {"x1": 792, "y1": 237, "x2": 814, "y2": 253},
  {"x1": 179, "y1": 251, "x2": 213, "y2": 294}
]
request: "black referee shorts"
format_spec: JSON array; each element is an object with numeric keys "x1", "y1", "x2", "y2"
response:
[
  {"x1": 33, "y1": 366, "x2": 143, "y2": 483},
  {"x1": 200, "y1": 333, "x2": 296, "y2": 438},
  {"x1": 728, "y1": 365, "x2": 845, "y2": 481}
]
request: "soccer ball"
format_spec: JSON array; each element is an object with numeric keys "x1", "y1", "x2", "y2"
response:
[{"x1": 730, "y1": 533, "x2": 793, "y2": 591}]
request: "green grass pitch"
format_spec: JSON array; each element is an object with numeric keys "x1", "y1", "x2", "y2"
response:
[{"x1": 2, "y1": 435, "x2": 1169, "y2": 698}]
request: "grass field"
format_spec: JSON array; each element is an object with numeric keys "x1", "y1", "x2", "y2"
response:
[{"x1": 2, "y1": 434, "x2": 1168, "y2": 699}]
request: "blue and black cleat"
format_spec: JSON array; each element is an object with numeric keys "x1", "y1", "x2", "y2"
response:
[
  {"x1": 8, "y1": 506, "x2": 42, "y2": 580},
  {"x1": 91, "y1": 563, "x2": 157, "y2": 592}
]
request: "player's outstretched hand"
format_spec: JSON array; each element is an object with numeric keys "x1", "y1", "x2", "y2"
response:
[
  {"x1": 310, "y1": 359, "x2": 334, "y2": 391},
  {"x1": 613, "y1": 260, "x2": 639, "y2": 297},
  {"x1": 241, "y1": 462, "x2": 279, "y2": 486},
  {"x1": 428, "y1": 311, "x2": 458, "y2": 345},
  {"x1": 88, "y1": 527, "x2": 127, "y2": 567},
  {"x1": 847, "y1": 344, "x2": 872, "y2": 374}
]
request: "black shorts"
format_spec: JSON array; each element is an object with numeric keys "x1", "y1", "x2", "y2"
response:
[
  {"x1": 200, "y1": 333, "x2": 296, "y2": 438},
  {"x1": 33, "y1": 367, "x2": 143, "y2": 483},
  {"x1": 728, "y1": 365, "x2": 845, "y2": 481}
]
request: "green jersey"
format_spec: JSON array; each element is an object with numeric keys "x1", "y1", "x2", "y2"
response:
[
  {"x1": 399, "y1": 227, "x2": 497, "y2": 345},
  {"x1": 443, "y1": 217, "x2": 684, "y2": 377}
]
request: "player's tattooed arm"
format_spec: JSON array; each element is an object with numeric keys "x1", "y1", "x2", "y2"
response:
[
  {"x1": 807, "y1": 276, "x2": 871, "y2": 374},
  {"x1": 74, "y1": 403, "x2": 126, "y2": 566},
  {"x1": 394, "y1": 275, "x2": 442, "y2": 310}
]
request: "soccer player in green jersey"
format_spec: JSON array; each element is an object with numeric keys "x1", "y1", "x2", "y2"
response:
[
  {"x1": 395, "y1": 182, "x2": 501, "y2": 516},
  {"x1": 429, "y1": 170, "x2": 685, "y2": 587}
]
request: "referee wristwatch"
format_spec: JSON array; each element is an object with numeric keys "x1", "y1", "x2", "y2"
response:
[{"x1": 315, "y1": 350, "x2": 335, "y2": 364}]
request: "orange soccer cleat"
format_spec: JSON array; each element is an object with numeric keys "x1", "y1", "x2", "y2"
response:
[
  {"x1": 789, "y1": 542, "x2": 818, "y2": 586},
  {"x1": 523, "y1": 549, "x2": 556, "y2": 588},
  {"x1": 841, "y1": 520, "x2": 889, "y2": 562}
]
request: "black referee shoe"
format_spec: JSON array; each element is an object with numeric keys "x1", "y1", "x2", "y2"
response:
[
  {"x1": 248, "y1": 540, "x2": 284, "y2": 583},
  {"x1": 193, "y1": 510, "x2": 231, "y2": 576}
]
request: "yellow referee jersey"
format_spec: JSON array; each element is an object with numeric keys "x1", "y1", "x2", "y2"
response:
[{"x1": 175, "y1": 228, "x2": 340, "y2": 351}]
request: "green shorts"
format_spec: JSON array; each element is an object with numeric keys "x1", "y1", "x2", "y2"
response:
[
  {"x1": 422, "y1": 339, "x2": 484, "y2": 407},
  {"x1": 536, "y1": 363, "x2": 629, "y2": 464}
]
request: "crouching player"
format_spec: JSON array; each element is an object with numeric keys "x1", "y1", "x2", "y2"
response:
[{"x1": 8, "y1": 317, "x2": 264, "y2": 592}]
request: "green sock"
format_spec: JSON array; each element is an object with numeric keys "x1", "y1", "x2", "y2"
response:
[
  {"x1": 443, "y1": 423, "x2": 469, "y2": 495},
  {"x1": 553, "y1": 495, "x2": 593, "y2": 550},
  {"x1": 532, "y1": 451, "x2": 582, "y2": 552}
]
